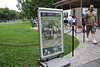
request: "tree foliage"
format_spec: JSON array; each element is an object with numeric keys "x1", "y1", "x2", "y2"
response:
[
  {"x1": 0, "y1": 8, "x2": 23, "y2": 22},
  {"x1": 17, "y1": 0, "x2": 61, "y2": 18}
]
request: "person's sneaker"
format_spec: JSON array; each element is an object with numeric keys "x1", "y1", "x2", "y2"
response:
[
  {"x1": 31, "y1": 27, "x2": 34, "y2": 29},
  {"x1": 93, "y1": 40, "x2": 98, "y2": 44},
  {"x1": 86, "y1": 38, "x2": 89, "y2": 42}
]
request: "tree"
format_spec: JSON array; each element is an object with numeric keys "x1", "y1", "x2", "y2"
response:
[
  {"x1": 0, "y1": 8, "x2": 23, "y2": 22},
  {"x1": 17, "y1": 0, "x2": 61, "y2": 18}
]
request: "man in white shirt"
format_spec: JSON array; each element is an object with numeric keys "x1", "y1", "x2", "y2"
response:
[{"x1": 67, "y1": 15, "x2": 73, "y2": 27}]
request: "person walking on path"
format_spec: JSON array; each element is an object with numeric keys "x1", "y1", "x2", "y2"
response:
[
  {"x1": 72, "y1": 16, "x2": 76, "y2": 29},
  {"x1": 68, "y1": 15, "x2": 73, "y2": 28},
  {"x1": 63, "y1": 16, "x2": 68, "y2": 29},
  {"x1": 85, "y1": 5, "x2": 98, "y2": 43},
  {"x1": 34, "y1": 17, "x2": 38, "y2": 27},
  {"x1": 72, "y1": 16, "x2": 76, "y2": 26},
  {"x1": 35, "y1": 17, "x2": 38, "y2": 26},
  {"x1": 81, "y1": 14, "x2": 86, "y2": 31}
]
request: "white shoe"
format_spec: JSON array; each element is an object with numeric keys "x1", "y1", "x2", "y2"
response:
[
  {"x1": 93, "y1": 40, "x2": 98, "y2": 44},
  {"x1": 86, "y1": 38, "x2": 89, "y2": 42},
  {"x1": 31, "y1": 27, "x2": 34, "y2": 29}
]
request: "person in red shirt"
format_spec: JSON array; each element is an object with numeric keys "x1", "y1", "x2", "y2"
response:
[
  {"x1": 35, "y1": 17, "x2": 38, "y2": 27},
  {"x1": 35, "y1": 17, "x2": 38, "y2": 22}
]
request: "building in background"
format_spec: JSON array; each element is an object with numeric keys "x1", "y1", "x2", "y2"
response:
[{"x1": 53, "y1": 0, "x2": 100, "y2": 26}]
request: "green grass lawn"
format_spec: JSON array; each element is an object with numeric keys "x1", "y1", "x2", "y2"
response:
[{"x1": 0, "y1": 21, "x2": 79, "y2": 67}]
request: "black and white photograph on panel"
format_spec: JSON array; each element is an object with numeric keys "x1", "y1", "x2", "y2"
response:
[{"x1": 41, "y1": 12, "x2": 62, "y2": 56}]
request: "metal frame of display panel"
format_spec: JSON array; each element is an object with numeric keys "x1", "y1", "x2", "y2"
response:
[{"x1": 38, "y1": 7, "x2": 64, "y2": 60}]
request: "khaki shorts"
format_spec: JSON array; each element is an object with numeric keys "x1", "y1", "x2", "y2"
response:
[{"x1": 86, "y1": 25, "x2": 96, "y2": 34}]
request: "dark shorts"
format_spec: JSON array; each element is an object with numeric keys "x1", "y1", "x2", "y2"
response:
[
  {"x1": 31, "y1": 22, "x2": 33, "y2": 23},
  {"x1": 86, "y1": 25, "x2": 96, "y2": 34},
  {"x1": 63, "y1": 22, "x2": 67, "y2": 24},
  {"x1": 82, "y1": 24, "x2": 85, "y2": 26},
  {"x1": 73, "y1": 22, "x2": 75, "y2": 25},
  {"x1": 64, "y1": 20, "x2": 68, "y2": 24}
]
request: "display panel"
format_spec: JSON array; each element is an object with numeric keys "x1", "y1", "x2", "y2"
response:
[{"x1": 38, "y1": 8, "x2": 64, "y2": 60}]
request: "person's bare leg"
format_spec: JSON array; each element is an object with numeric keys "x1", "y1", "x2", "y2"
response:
[
  {"x1": 85, "y1": 26, "x2": 86, "y2": 30},
  {"x1": 92, "y1": 34, "x2": 98, "y2": 43},
  {"x1": 87, "y1": 33, "x2": 89, "y2": 38},
  {"x1": 32, "y1": 23, "x2": 33, "y2": 27},
  {"x1": 86, "y1": 33, "x2": 89, "y2": 41},
  {"x1": 92, "y1": 34, "x2": 95, "y2": 40}
]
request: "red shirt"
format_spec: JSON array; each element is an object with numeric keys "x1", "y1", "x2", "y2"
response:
[{"x1": 36, "y1": 19, "x2": 38, "y2": 22}]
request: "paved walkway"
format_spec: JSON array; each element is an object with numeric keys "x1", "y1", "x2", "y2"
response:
[
  {"x1": 34, "y1": 26, "x2": 100, "y2": 67},
  {"x1": 78, "y1": 58, "x2": 100, "y2": 67},
  {"x1": 64, "y1": 28, "x2": 100, "y2": 67},
  {"x1": 31, "y1": 27, "x2": 38, "y2": 30}
]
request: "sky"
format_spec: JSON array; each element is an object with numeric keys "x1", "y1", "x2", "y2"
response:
[{"x1": 0, "y1": 0, "x2": 19, "y2": 11}]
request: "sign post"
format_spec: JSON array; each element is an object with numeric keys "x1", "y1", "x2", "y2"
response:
[
  {"x1": 72, "y1": 26, "x2": 74, "y2": 57},
  {"x1": 38, "y1": 7, "x2": 70, "y2": 67}
]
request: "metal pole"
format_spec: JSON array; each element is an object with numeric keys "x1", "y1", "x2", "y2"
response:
[
  {"x1": 80, "y1": 0, "x2": 82, "y2": 16},
  {"x1": 72, "y1": 26, "x2": 74, "y2": 57},
  {"x1": 70, "y1": 3, "x2": 71, "y2": 9},
  {"x1": 61, "y1": 5, "x2": 63, "y2": 9},
  {"x1": 83, "y1": 26, "x2": 85, "y2": 42},
  {"x1": 75, "y1": 26, "x2": 77, "y2": 36},
  {"x1": 46, "y1": 62, "x2": 48, "y2": 67}
]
